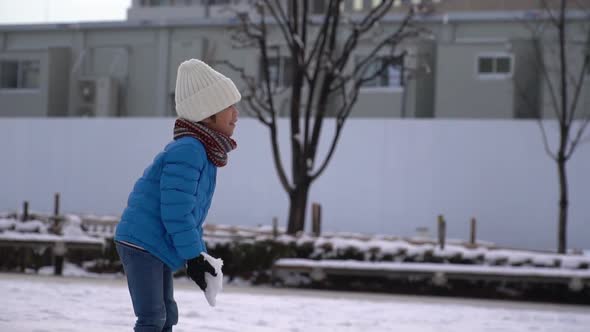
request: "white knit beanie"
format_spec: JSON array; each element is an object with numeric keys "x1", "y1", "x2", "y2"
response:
[{"x1": 175, "y1": 59, "x2": 241, "y2": 122}]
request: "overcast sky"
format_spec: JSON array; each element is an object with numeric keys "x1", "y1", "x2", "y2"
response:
[{"x1": 0, "y1": 0, "x2": 131, "y2": 24}]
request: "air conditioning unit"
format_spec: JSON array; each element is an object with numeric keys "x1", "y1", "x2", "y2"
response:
[{"x1": 76, "y1": 77, "x2": 119, "y2": 117}]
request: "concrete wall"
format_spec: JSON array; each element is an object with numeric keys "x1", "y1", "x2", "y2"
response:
[
  {"x1": 512, "y1": 39, "x2": 540, "y2": 118},
  {"x1": 434, "y1": 41, "x2": 515, "y2": 118},
  {"x1": 127, "y1": 4, "x2": 252, "y2": 21},
  {"x1": 539, "y1": 37, "x2": 590, "y2": 120},
  {"x1": 47, "y1": 47, "x2": 71, "y2": 117},
  {"x1": 0, "y1": 118, "x2": 588, "y2": 251},
  {"x1": 445, "y1": 20, "x2": 589, "y2": 120},
  {"x1": 353, "y1": 89, "x2": 404, "y2": 117},
  {"x1": 84, "y1": 29, "x2": 160, "y2": 117},
  {"x1": 128, "y1": 6, "x2": 207, "y2": 21},
  {"x1": 126, "y1": 43, "x2": 159, "y2": 117},
  {"x1": 413, "y1": 41, "x2": 437, "y2": 118}
]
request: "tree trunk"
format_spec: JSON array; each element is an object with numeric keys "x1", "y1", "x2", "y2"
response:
[
  {"x1": 556, "y1": 0, "x2": 568, "y2": 255},
  {"x1": 287, "y1": 183, "x2": 310, "y2": 234},
  {"x1": 557, "y1": 154, "x2": 568, "y2": 254}
]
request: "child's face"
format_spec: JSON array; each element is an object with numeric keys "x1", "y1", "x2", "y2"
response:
[{"x1": 204, "y1": 105, "x2": 239, "y2": 137}]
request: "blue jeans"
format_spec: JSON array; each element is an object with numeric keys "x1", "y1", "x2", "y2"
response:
[{"x1": 116, "y1": 243, "x2": 179, "y2": 332}]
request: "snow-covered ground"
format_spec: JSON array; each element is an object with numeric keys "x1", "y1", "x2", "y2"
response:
[{"x1": 1, "y1": 273, "x2": 589, "y2": 332}]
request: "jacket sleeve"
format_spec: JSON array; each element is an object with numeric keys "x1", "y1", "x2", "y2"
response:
[
  {"x1": 198, "y1": 225, "x2": 207, "y2": 254},
  {"x1": 160, "y1": 144, "x2": 205, "y2": 260}
]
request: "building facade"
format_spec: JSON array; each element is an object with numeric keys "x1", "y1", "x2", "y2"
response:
[{"x1": 0, "y1": 0, "x2": 588, "y2": 119}]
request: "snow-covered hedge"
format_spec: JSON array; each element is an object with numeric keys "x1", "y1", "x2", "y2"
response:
[
  {"x1": 198, "y1": 233, "x2": 590, "y2": 286},
  {"x1": 207, "y1": 233, "x2": 589, "y2": 270},
  {"x1": 1, "y1": 214, "x2": 589, "y2": 280}
]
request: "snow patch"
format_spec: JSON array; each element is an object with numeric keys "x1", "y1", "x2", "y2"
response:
[
  {"x1": 36, "y1": 262, "x2": 117, "y2": 278},
  {"x1": 62, "y1": 214, "x2": 85, "y2": 237},
  {"x1": 0, "y1": 218, "x2": 15, "y2": 231},
  {"x1": 275, "y1": 259, "x2": 590, "y2": 279},
  {"x1": 14, "y1": 220, "x2": 47, "y2": 233}
]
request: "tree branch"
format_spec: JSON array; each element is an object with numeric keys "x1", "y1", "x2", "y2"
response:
[
  {"x1": 243, "y1": 96, "x2": 272, "y2": 127},
  {"x1": 329, "y1": 26, "x2": 416, "y2": 94},
  {"x1": 305, "y1": 0, "x2": 335, "y2": 68},
  {"x1": 514, "y1": 67, "x2": 542, "y2": 119},
  {"x1": 566, "y1": 117, "x2": 590, "y2": 160},
  {"x1": 537, "y1": 120, "x2": 559, "y2": 161},
  {"x1": 268, "y1": 122, "x2": 294, "y2": 194},
  {"x1": 557, "y1": 0, "x2": 570, "y2": 146},
  {"x1": 532, "y1": 38, "x2": 563, "y2": 120},
  {"x1": 215, "y1": 60, "x2": 270, "y2": 112},
  {"x1": 310, "y1": 120, "x2": 345, "y2": 181},
  {"x1": 337, "y1": 0, "x2": 398, "y2": 69},
  {"x1": 302, "y1": 0, "x2": 308, "y2": 52},
  {"x1": 310, "y1": 0, "x2": 402, "y2": 163},
  {"x1": 263, "y1": 0, "x2": 296, "y2": 52},
  {"x1": 303, "y1": 0, "x2": 339, "y2": 162},
  {"x1": 291, "y1": 0, "x2": 298, "y2": 36},
  {"x1": 309, "y1": 3, "x2": 419, "y2": 172},
  {"x1": 214, "y1": 58, "x2": 277, "y2": 128},
  {"x1": 540, "y1": 0, "x2": 560, "y2": 28},
  {"x1": 351, "y1": 14, "x2": 416, "y2": 78},
  {"x1": 229, "y1": 7, "x2": 264, "y2": 41},
  {"x1": 253, "y1": 5, "x2": 293, "y2": 193},
  {"x1": 311, "y1": 67, "x2": 365, "y2": 180},
  {"x1": 566, "y1": 28, "x2": 590, "y2": 125},
  {"x1": 307, "y1": 0, "x2": 344, "y2": 160}
]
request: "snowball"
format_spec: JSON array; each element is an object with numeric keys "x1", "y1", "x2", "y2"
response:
[{"x1": 202, "y1": 252, "x2": 223, "y2": 307}]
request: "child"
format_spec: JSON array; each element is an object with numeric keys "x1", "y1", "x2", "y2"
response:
[{"x1": 114, "y1": 58, "x2": 240, "y2": 331}]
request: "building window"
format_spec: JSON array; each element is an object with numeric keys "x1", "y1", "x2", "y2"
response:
[
  {"x1": 353, "y1": 0, "x2": 364, "y2": 11},
  {"x1": 477, "y1": 53, "x2": 513, "y2": 79},
  {"x1": 358, "y1": 56, "x2": 404, "y2": 89},
  {"x1": 0, "y1": 60, "x2": 40, "y2": 89},
  {"x1": 147, "y1": 0, "x2": 165, "y2": 6},
  {"x1": 261, "y1": 56, "x2": 293, "y2": 87}
]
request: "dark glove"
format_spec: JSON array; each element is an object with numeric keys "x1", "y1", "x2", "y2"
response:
[{"x1": 186, "y1": 254, "x2": 217, "y2": 291}]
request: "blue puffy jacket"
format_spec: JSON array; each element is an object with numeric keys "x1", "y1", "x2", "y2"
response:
[{"x1": 115, "y1": 136, "x2": 216, "y2": 271}]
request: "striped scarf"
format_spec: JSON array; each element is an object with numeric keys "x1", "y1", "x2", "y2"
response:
[{"x1": 173, "y1": 118, "x2": 237, "y2": 167}]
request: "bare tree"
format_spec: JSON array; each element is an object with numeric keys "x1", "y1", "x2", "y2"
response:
[
  {"x1": 221, "y1": 0, "x2": 436, "y2": 234},
  {"x1": 522, "y1": 0, "x2": 590, "y2": 253}
]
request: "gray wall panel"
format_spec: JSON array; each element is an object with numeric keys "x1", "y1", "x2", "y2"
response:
[
  {"x1": 435, "y1": 43, "x2": 514, "y2": 118},
  {"x1": 127, "y1": 44, "x2": 158, "y2": 116}
]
